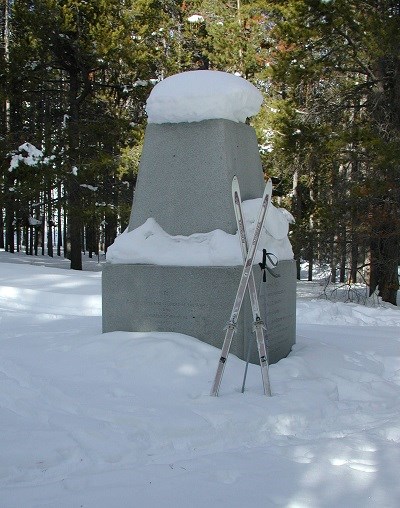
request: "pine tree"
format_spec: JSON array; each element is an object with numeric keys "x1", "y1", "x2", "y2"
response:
[
  {"x1": 4, "y1": 0, "x2": 160, "y2": 268},
  {"x1": 263, "y1": 0, "x2": 400, "y2": 304}
]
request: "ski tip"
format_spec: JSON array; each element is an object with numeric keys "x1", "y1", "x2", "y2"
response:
[{"x1": 232, "y1": 175, "x2": 241, "y2": 200}]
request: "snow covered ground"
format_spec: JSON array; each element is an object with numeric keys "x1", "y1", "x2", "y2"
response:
[{"x1": 0, "y1": 250, "x2": 399, "y2": 507}]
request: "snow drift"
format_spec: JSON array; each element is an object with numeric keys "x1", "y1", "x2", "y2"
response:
[{"x1": 0, "y1": 253, "x2": 399, "y2": 507}]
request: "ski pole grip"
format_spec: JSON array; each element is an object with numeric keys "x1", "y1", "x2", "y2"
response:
[{"x1": 258, "y1": 249, "x2": 267, "y2": 282}]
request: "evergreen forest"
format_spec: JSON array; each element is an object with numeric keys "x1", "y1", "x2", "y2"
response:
[{"x1": 0, "y1": 0, "x2": 399, "y2": 304}]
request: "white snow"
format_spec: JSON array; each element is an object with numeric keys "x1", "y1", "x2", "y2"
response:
[
  {"x1": 106, "y1": 200, "x2": 294, "y2": 266},
  {"x1": 107, "y1": 218, "x2": 243, "y2": 266},
  {"x1": 0, "y1": 251, "x2": 400, "y2": 508},
  {"x1": 8, "y1": 142, "x2": 54, "y2": 171},
  {"x1": 28, "y1": 216, "x2": 42, "y2": 226},
  {"x1": 146, "y1": 70, "x2": 263, "y2": 124},
  {"x1": 187, "y1": 14, "x2": 205, "y2": 23},
  {"x1": 80, "y1": 184, "x2": 98, "y2": 192}
]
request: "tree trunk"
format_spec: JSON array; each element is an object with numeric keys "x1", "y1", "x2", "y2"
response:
[
  {"x1": 0, "y1": 208, "x2": 4, "y2": 249},
  {"x1": 377, "y1": 210, "x2": 400, "y2": 305},
  {"x1": 349, "y1": 235, "x2": 358, "y2": 284},
  {"x1": 57, "y1": 182, "x2": 62, "y2": 256},
  {"x1": 369, "y1": 237, "x2": 379, "y2": 296},
  {"x1": 86, "y1": 222, "x2": 98, "y2": 258},
  {"x1": 369, "y1": 205, "x2": 399, "y2": 305},
  {"x1": 67, "y1": 176, "x2": 82, "y2": 269},
  {"x1": 4, "y1": 175, "x2": 14, "y2": 253},
  {"x1": 307, "y1": 232, "x2": 313, "y2": 281},
  {"x1": 378, "y1": 236, "x2": 399, "y2": 305},
  {"x1": 330, "y1": 235, "x2": 336, "y2": 283},
  {"x1": 16, "y1": 219, "x2": 21, "y2": 252},
  {"x1": 339, "y1": 232, "x2": 347, "y2": 283},
  {"x1": 47, "y1": 188, "x2": 53, "y2": 257},
  {"x1": 66, "y1": 71, "x2": 82, "y2": 270},
  {"x1": 29, "y1": 226, "x2": 33, "y2": 255},
  {"x1": 292, "y1": 169, "x2": 302, "y2": 280}
]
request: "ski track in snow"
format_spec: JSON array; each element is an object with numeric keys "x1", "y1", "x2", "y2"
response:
[{"x1": 0, "y1": 254, "x2": 399, "y2": 507}]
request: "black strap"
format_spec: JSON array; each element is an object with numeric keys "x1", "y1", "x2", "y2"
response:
[{"x1": 259, "y1": 249, "x2": 280, "y2": 280}]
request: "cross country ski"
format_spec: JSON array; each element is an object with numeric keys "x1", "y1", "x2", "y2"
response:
[{"x1": 210, "y1": 176, "x2": 273, "y2": 396}]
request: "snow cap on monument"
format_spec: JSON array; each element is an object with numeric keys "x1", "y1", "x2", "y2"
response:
[{"x1": 146, "y1": 70, "x2": 263, "y2": 124}]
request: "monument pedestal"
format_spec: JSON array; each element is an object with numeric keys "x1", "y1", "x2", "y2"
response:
[
  {"x1": 102, "y1": 260, "x2": 296, "y2": 365},
  {"x1": 103, "y1": 115, "x2": 296, "y2": 365}
]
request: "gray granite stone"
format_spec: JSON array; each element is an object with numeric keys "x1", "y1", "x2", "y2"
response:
[
  {"x1": 103, "y1": 116, "x2": 296, "y2": 365},
  {"x1": 128, "y1": 119, "x2": 265, "y2": 235},
  {"x1": 102, "y1": 260, "x2": 296, "y2": 365}
]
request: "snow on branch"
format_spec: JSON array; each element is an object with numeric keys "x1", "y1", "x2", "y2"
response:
[
  {"x1": 8, "y1": 142, "x2": 55, "y2": 171},
  {"x1": 80, "y1": 184, "x2": 98, "y2": 192}
]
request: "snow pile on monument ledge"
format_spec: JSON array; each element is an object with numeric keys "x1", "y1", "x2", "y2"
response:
[{"x1": 107, "y1": 70, "x2": 293, "y2": 265}]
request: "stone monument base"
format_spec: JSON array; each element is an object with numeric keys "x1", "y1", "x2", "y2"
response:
[{"x1": 102, "y1": 260, "x2": 296, "y2": 365}]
